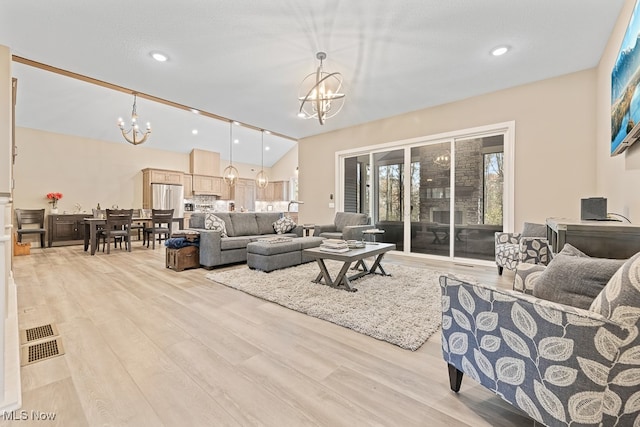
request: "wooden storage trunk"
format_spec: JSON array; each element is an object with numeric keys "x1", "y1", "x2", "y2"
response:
[{"x1": 165, "y1": 245, "x2": 199, "y2": 272}]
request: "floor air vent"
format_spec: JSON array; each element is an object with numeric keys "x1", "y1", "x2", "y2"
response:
[
  {"x1": 21, "y1": 338, "x2": 65, "y2": 366},
  {"x1": 20, "y1": 323, "x2": 59, "y2": 344}
]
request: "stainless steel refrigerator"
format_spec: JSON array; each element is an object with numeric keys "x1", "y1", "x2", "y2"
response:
[{"x1": 150, "y1": 184, "x2": 184, "y2": 219}]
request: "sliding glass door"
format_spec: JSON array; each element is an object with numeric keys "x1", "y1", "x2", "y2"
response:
[
  {"x1": 339, "y1": 123, "x2": 512, "y2": 262},
  {"x1": 409, "y1": 142, "x2": 451, "y2": 256},
  {"x1": 373, "y1": 149, "x2": 405, "y2": 250},
  {"x1": 452, "y1": 135, "x2": 504, "y2": 260}
]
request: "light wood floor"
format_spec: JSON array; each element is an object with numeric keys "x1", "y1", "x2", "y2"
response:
[{"x1": 3, "y1": 244, "x2": 535, "y2": 426}]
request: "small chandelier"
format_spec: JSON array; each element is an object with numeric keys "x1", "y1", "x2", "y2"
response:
[
  {"x1": 434, "y1": 150, "x2": 451, "y2": 169},
  {"x1": 118, "y1": 94, "x2": 151, "y2": 145},
  {"x1": 222, "y1": 121, "x2": 239, "y2": 187},
  {"x1": 255, "y1": 130, "x2": 269, "y2": 189},
  {"x1": 298, "y1": 52, "x2": 345, "y2": 125}
]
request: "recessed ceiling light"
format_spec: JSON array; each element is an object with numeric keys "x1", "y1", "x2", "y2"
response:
[
  {"x1": 265, "y1": 146, "x2": 270, "y2": 151},
  {"x1": 232, "y1": 121, "x2": 240, "y2": 126},
  {"x1": 264, "y1": 130, "x2": 271, "y2": 135},
  {"x1": 491, "y1": 46, "x2": 509, "y2": 57},
  {"x1": 150, "y1": 51, "x2": 169, "y2": 62},
  {"x1": 234, "y1": 139, "x2": 239, "y2": 144},
  {"x1": 192, "y1": 129, "x2": 198, "y2": 135},
  {"x1": 190, "y1": 109, "x2": 199, "y2": 114}
]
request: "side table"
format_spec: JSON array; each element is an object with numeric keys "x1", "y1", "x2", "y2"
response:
[
  {"x1": 302, "y1": 224, "x2": 315, "y2": 237},
  {"x1": 362, "y1": 228, "x2": 385, "y2": 244}
]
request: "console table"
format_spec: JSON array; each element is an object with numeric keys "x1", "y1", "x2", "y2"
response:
[
  {"x1": 546, "y1": 217, "x2": 640, "y2": 259},
  {"x1": 48, "y1": 213, "x2": 88, "y2": 247}
]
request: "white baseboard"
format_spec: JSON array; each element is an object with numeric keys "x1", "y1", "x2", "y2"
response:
[{"x1": 0, "y1": 273, "x2": 21, "y2": 412}]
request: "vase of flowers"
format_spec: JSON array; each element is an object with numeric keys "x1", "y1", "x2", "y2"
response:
[{"x1": 46, "y1": 192, "x2": 63, "y2": 213}]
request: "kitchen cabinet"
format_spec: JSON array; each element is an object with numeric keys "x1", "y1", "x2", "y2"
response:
[
  {"x1": 190, "y1": 149, "x2": 220, "y2": 176},
  {"x1": 184, "y1": 174, "x2": 193, "y2": 197},
  {"x1": 143, "y1": 168, "x2": 184, "y2": 185},
  {"x1": 183, "y1": 212, "x2": 192, "y2": 229},
  {"x1": 256, "y1": 180, "x2": 290, "y2": 201},
  {"x1": 220, "y1": 179, "x2": 232, "y2": 200},
  {"x1": 255, "y1": 183, "x2": 274, "y2": 201},
  {"x1": 48, "y1": 214, "x2": 87, "y2": 247},
  {"x1": 232, "y1": 179, "x2": 256, "y2": 211},
  {"x1": 142, "y1": 168, "x2": 185, "y2": 209},
  {"x1": 192, "y1": 174, "x2": 222, "y2": 195},
  {"x1": 273, "y1": 181, "x2": 289, "y2": 201}
]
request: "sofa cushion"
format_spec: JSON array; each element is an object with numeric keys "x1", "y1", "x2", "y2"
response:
[
  {"x1": 204, "y1": 213, "x2": 228, "y2": 238},
  {"x1": 256, "y1": 212, "x2": 282, "y2": 235},
  {"x1": 189, "y1": 213, "x2": 205, "y2": 229},
  {"x1": 533, "y1": 244, "x2": 625, "y2": 309},
  {"x1": 230, "y1": 213, "x2": 259, "y2": 236},
  {"x1": 520, "y1": 222, "x2": 547, "y2": 238},
  {"x1": 298, "y1": 236, "x2": 325, "y2": 249},
  {"x1": 590, "y1": 251, "x2": 640, "y2": 327},
  {"x1": 220, "y1": 236, "x2": 253, "y2": 250},
  {"x1": 273, "y1": 216, "x2": 296, "y2": 234},
  {"x1": 334, "y1": 212, "x2": 369, "y2": 231}
]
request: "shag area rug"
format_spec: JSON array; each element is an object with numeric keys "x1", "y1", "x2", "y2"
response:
[{"x1": 205, "y1": 261, "x2": 449, "y2": 351}]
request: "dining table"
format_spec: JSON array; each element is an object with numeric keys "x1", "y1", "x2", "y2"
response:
[{"x1": 83, "y1": 217, "x2": 184, "y2": 255}]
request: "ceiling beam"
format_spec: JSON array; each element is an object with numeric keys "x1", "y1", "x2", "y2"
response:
[{"x1": 12, "y1": 55, "x2": 298, "y2": 142}]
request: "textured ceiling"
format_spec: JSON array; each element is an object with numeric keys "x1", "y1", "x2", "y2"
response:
[{"x1": 0, "y1": 0, "x2": 626, "y2": 166}]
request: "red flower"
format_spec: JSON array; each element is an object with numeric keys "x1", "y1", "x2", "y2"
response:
[{"x1": 46, "y1": 192, "x2": 63, "y2": 201}]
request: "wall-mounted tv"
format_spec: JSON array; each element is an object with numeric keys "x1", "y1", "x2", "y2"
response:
[{"x1": 612, "y1": 0, "x2": 640, "y2": 156}]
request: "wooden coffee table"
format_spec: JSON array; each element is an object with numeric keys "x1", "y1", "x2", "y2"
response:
[{"x1": 303, "y1": 243, "x2": 396, "y2": 291}]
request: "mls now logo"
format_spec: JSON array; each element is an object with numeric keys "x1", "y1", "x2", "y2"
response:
[{"x1": 1, "y1": 410, "x2": 56, "y2": 421}]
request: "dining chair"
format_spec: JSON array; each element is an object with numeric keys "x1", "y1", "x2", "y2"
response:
[
  {"x1": 98, "y1": 209, "x2": 133, "y2": 254},
  {"x1": 144, "y1": 209, "x2": 174, "y2": 249},
  {"x1": 15, "y1": 208, "x2": 46, "y2": 248}
]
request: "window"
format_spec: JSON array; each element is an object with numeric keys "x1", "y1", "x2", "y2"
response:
[
  {"x1": 483, "y1": 152, "x2": 503, "y2": 225},
  {"x1": 378, "y1": 163, "x2": 403, "y2": 221},
  {"x1": 338, "y1": 121, "x2": 514, "y2": 263}
]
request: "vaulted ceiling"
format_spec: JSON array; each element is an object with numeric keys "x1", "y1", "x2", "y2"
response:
[{"x1": 0, "y1": 1, "x2": 625, "y2": 166}]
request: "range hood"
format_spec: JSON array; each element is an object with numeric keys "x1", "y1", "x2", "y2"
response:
[{"x1": 192, "y1": 191, "x2": 220, "y2": 197}]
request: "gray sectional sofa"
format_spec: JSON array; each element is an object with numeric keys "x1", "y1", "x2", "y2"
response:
[{"x1": 189, "y1": 212, "x2": 302, "y2": 268}]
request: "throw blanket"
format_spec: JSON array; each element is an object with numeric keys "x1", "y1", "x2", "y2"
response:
[{"x1": 164, "y1": 237, "x2": 199, "y2": 249}]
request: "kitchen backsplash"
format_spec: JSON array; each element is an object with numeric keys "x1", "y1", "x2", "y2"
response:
[{"x1": 186, "y1": 195, "x2": 298, "y2": 213}]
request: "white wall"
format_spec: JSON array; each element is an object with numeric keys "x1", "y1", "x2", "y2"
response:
[
  {"x1": 13, "y1": 127, "x2": 273, "y2": 218},
  {"x1": 596, "y1": 0, "x2": 640, "y2": 221},
  {"x1": 0, "y1": 46, "x2": 10, "y2": 195},
  {"x1": 270, "y1": 144, "x2": 298, "y2": 182},
  {"x1": 14, "y1": 127, "x2": 189, "y2": 213},
  {"x1": 298, "y1": 69, "x2": 598, "y2": 228}
]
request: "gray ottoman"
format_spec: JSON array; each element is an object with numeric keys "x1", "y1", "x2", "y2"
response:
[{"x1": 247, "y1": 236, "x2": 324, "y2": 272}]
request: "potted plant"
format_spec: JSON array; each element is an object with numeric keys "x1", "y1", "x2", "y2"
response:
[{"x1": 46, "y1": 192, "x2": 63, "y2": 213}]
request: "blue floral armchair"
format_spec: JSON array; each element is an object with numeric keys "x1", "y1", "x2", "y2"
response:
[
  {"x1": 495, "y1": 225, "x2": 552, "y2": 275},
  {"x1": 440, "y1": 253, "x2": 640, "y2": 427}
]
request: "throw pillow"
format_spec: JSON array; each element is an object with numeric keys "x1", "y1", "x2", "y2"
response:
[
  {"x1": 204, "y1": 213, "x2": 228, "y2": 237},
  {"x1": 273, "y1": 216, "x2": 296, "y2": 234},
  {"x1": 590, "y1": 252, "x2": 640, "y2": 327},
  {"x1": 556, "y1": 243, "x2": 588, "y2": 257},
  {"x1": 532, "y1": 244, "x2": 625, "y2": 309},
  {"x1": 520, "y1": 222, "x2": 547, "y2": 238}
]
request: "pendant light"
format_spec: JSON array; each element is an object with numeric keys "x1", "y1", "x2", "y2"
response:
[
  {"x1": 255, "y1": 130, "x2": 269, "y2": 189},
  {"x1": 222, "y1": 121, "x2": 239, "y2": 187},
  {"x1": 117, "y1": 93, "x2": 151, "y2": 145}
]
